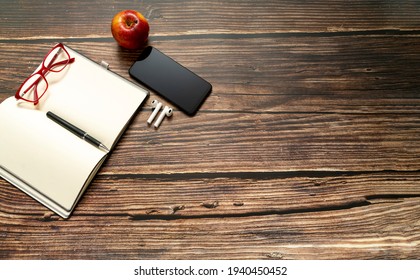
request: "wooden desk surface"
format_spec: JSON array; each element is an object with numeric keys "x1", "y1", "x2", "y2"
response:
[{"x1": 1, "y1": 0, "x2": 419, "y2": 259}]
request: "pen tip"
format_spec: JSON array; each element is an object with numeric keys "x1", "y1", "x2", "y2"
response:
[{"x1": 100, "y1": 144, "x2": 110, "y2": 152}]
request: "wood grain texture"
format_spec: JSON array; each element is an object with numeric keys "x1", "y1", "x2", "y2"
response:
[
  {"x1": 1, "y1": 0, "x2": 420, "y2": 39},
  {"x1": 0, "y1": 0, "x2": 420, "y2": 259},
  {"x1": 1, "y1": 191, "x2": 419, "y2": 259},
  {"x1": 2, "y1": 35, "x2": 420, "y2": 113},
  {"x1": 2, "y1": 172, "x2": 419, "y2": 217}
]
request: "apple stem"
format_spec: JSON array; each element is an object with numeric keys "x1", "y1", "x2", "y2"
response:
[{"x1": 127, "y1": 19, "x2": 138, "y2": 27}]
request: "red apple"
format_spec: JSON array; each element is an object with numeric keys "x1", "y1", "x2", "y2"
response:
[{"x1": 111, "y1": 10, "x2": 149, "y2": 49}]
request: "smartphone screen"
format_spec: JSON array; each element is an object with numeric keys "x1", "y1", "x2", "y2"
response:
[{"x1": 129, "y1": 46, "x2": 212, "y2": 115}]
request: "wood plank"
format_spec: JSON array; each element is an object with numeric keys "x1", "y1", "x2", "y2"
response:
[
  {"x1": 99, "y1": 112, "x2": 420, "y2": 173},
  {"x1": 1, "y1": 0, "x2": 420, "y2": 40},
  {"x1": 1, "y1": 172, "x2": 419, "y2": 217},
  {"x1": 1, "y1": 196, "x2": 419, "y2": 259},
  {"x1": 1, "y1": 35, "x2": 420, "y2": 114}
]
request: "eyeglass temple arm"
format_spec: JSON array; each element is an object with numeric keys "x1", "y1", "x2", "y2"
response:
[
  {"x1": 47, "y1": 48, "x2": 76, "y2": 68},
  {"x1": 50, "y1": 57, "x2": 75, "y2": 68}
]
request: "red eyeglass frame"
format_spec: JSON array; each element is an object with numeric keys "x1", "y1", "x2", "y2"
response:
[{"x1": 15, "y1": 43, "x2": 75, "y2": 105}]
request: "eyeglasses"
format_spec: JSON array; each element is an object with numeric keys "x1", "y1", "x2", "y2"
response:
[{"x1": 15, "y1": 43, "x2": 75, "y2": 105}]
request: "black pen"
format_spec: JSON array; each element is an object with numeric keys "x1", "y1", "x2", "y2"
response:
[{"x1": 46, "y1": 111, "x2": 109, "y2": 152}]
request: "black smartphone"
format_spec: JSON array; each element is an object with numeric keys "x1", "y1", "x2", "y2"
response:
[{"x1": 129, "y1": 46, "x2": 212, "y2": 115}]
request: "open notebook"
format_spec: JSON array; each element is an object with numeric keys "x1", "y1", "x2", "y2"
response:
[{"x1": 0, "y1": 44, "x2": 148, "y2": 218}]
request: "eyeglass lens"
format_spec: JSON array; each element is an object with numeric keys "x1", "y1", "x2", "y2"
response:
[
  {"x1": 43, "y1": 46, "x2": 70, "y2": 72},
  {"x1": 17, "y1": 74, "x2": 48, "y2": 102}
]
